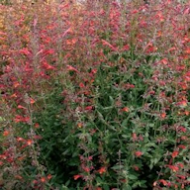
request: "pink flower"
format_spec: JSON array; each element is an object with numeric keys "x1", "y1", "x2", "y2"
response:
[
  {"x1": 121, "y1": 107, "x2": 129, "y2": 112},
  {"x1": 85, "y1": 106, "x2": 94, "y2": 111},
  {"x1": 66, "y1": 65, "x2": 79, "y2": 72},
  {"x1": 172, "y1": 151, "x2": 179, "y2": 158},
  {"x1": 134, "y1": 151, "x2": 143, "y2": 157},
  {"x1": 98, "y1": 167, "x2": 106, "y2": 174},
  {"x1": 101, "y1": 39, "x2": 117, "y2": 51},
  {"x1": 42, "y1": 61, "x2": 56, "y2": 70},
  {"x1": 19, "y1": 48, "x2": 31, "y2": 56},
  {"x1": 73, "y1": 174, "x2": 82, "y2": 180}
]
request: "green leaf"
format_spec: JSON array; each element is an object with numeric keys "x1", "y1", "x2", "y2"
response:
[
  {"x1": 103, "y1": 184, "x2": 110, "y2": 190},
  {"x1": 0, "y1": 116, "x2": 5, "y2": 122},
  {"x1": 111, "y1": 164, "x2": 124, "y2": 170},
  {"x1": 128, "y1": 175, "x2": 138, "y2": 180}
]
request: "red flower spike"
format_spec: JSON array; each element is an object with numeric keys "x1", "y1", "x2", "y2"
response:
[
  {"x1": 159, "y1": 179, "x2": 168, "y2": 186},
  {"x1": 177, "y1": 126, "x2": 186, "y2": 133},
  {"x1": 124, "y1": 83, "x2": 135, "y2": 89},
  {"x1": 42, "y1": 61, "x2": 56, "y2": 70},
  {"x1": 145, "y1": 42, "x2": 157, "y2": 53},
  {"x1": 34, "y1": 123, "x2": 40, "y2": 128},
  {"x1": 172, "y1": 151, "x2": 179, "y2": 158},
  {"x1": 24, "y1": 117, "x2": 30, "y2": 123},
  {"x1": 134, "y1": 151, "x2": 143, "y2": 157},
  {"x1": 132, "y1": 133, "x2": 138, "y2": 141},
  {"x1": 177, "y1": 162, "x2": 184, "y2": 169},
  {"x1": 185, "y1": 48, "x2": 190, "y2": 54},
  {"x1": 168, "y1": 46, "x2": 176, "y2": 52},
  {"x1": 133, "y1": 165, "x2": 140, "y2": 171},
  {"x1": 15, "y1": 175, "x2": 23, "y2": 180},
  {"x1": 101, "y1": 39, "x2": 117, "y2": 51},
  {"x1": 66, "y1": 65, "x2": 79, "y2": 72},
  {"x1": 160, "y1": 58, "x2": 168, "y2": 65},
  {"x1": 77, "y1": 122, "x2": 83, "y2": 128},
  {"x1": 85, "y1": 106, "x2": 94, "y2": 111},
  {"x1": 122, "y1": 44, "x2": 129, "y2": 51},
  {"x1": 183, "y1": 7, "x2": 190, "y2": 15},
  {"x1": 11, "y1": 93, "x2": 17, "y2": 98},
  {"x1": 91, "y1": 69, "x2": 97, "y2": 75},
  {"x1": 13, "y1": 82, "x2": 20, "y2": 88},
  {"x1": 153, "y1": 181, "x2": 158, "y2": 187},
  {"x1": 167, "y1": 165, "x2": 179, "y2": 172},
  {"x1": 26, "y1": 139, "x2": 33, "y2": 146},
  {"x1": 61, "y1": 27, "x2": 72, "y2": 38},
  {"x1": 66, "y1": 38, "x2": 77, "y2": 45},
  {"x1": 160, "y1": 112, "x2": 166, "y2": 119},
  {"x1": 79, "y1": 82, "x2": 85, "y2": 88},
  {"x1": 14, "y1": 115, "x2": 23, "y2": 123},
  {"x1": 33, "y1": 135, "x2": 42, "y2": 140},
  {"x1": 73, "y1": 174, "x2": 82, "y2": 180},
  {"x1": 47, "y1": 174, "x2": 52, "y2": 180},
  {"x1": 178, "y1": 145, "x2": 186, "y2": 149},
  {"x1": 19, "y1": 48, "x2": 31, "y2": 56},
  {"x1": 177, "y1": 175, "x2": 186, "y2": 180},
  {"x1": 17, "y1": 105, "x2": 27, "y2": 109},
  {"x1": 29, "y1": 98, "x2": 35, "y2": 104},
  {"x1": 121, "y1": 107, "x2": 129, "y2": 112},
  {"x1": 3, "y1": 130, "x2": 9, "y2": 137},
  {"x1": 32, "y1": 180, "x2": 38, "y2": 184},
  {"x1": 83, "y1": 167, "x2": 90, "y2": 173},
  {"x1": 17, "y1": 137, "x2": 24, "y2": 142},
  {"x1": 98, "y1": 167, "x2": 106, "y2": 174},
  {"x1": 44, "y1": 49, "x2": 55, "y2": 55},
  {"x1": 181, "y1": 136, "x2": 187, "y2": 141},
  {"x1": 40, "y1": 177, "x2": 46, "y2": 183},
  {"x1": 176, "y1": 100, "x2": 187, "y2": 107}
]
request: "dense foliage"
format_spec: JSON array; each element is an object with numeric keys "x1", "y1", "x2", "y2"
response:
[{"x1": 0, "y1": 0, "x2": 190, "y2": 189}]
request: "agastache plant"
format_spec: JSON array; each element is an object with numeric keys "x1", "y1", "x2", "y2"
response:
[{"x1": 0, "y1": 0, "x2": 190, "y2": 189}]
